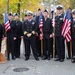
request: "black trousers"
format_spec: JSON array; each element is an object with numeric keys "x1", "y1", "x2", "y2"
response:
[
  {"x1": 55, "y1": 41, "x2": 58, "y2": 57},
  {"x1": 0, "y1": 38, "x2": 2, "y2": 52},
  {"x1": 67, "y1": 42, "x2": 71, "y2": 58},
  {"x1": 55, "y1": 36, "x2": 65, "y2": 59},
  {"x1": 7, "y1": 36, "x2": 15, "y2": 59},
  {"x1": 14, "y1": 36, "x2": 21, "y2": 58},
  {"x1": 43, "y1": 38, "x2": 52, "y2": 57},
  {"x1": 36, "y1": 36, "x2": 41, "y2": 56},
  {"x1": 72, "y1": 38, "x2": 75, "y2": 58},
  {"x1": 50, "y1": 38, "x2": 53, "y2": 57},
  {"x1": 24, "y1": 37, "x2": 38, "y2": 58}
]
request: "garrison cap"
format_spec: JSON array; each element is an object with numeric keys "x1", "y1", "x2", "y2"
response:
[
  {"x1": 38, "y1": 8, "x2": 41, "y2": 11},
  {"x1": 44, "y1": 9, "x2": 48, "y2": 13},
  {"x1": 8, "y1": 13, "x2": 13, "y2": 16}
]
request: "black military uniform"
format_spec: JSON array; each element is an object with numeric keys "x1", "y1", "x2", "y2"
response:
[
  {"x1": 14, "y1": 13, "x2": 23, "y2": 58},
  {"x1": 42, "y1": 10, "x2": 53, "y2": 60},
  {"x1": 23, "y1": 13, "x2": 39, "y2": 61},
  {"x1": 67, "y1": 41, "x2": 71, "y2": 59},
  {"x1": 0, "y1": 24, "x2": 3, "y2": 52},
  {"x1": 55, "y1": 5, "x2": 65, "y2": 62},
  {"x1": 35, "y1": 8, "x2": 42, "y2": 57},
  {"x1": 71, "y1": 10, "x2": 75, "y2": 63},
  {"x1": 5, "y1": 13, "x2": 16, "y2": 60}
]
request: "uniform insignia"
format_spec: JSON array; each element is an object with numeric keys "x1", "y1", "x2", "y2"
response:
[
  {"x1": 32, "y1": 22, "x2": 35, "y2": 25},
  {"x1": 32, "y1": 31, "x2": 35, "y2": 34},
  {"x1": 24, "y1": 31, "x2": 27, "y2": 35},
  {"x1": 16, "y1": 24, "x2": 18, "y2": 26},
  {"x1": 25, "y1": 23, "x2": 27, "y2": 25}
]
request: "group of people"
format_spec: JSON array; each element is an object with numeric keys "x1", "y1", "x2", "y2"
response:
[{"x1": 0, "y1": 4, "x2": 75, "y2": 63}]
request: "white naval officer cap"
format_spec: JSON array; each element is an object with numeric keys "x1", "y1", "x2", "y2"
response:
[
  {"x1": 13, "y1": 13, "x2": 19, "y2": 16},
  {"x1": 56, "y1": 5, "x2": 63, "y2": 10},
  {"x1": 72, "y1": 9, "x2": 75, "y2": 14}
]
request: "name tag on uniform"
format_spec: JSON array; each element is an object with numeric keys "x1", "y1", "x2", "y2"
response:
[
  {"x1": 60, "y1": 18, "x2": 63, "y2": 20},
  {"x1": 74, "y1": 25, "x2": 75, "y2": 27}
]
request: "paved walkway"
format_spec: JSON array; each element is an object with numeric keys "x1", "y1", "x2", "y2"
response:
[
  {"x1": 0, "y1": 55, "x2": 75, "y2": 75},
  {"x1": 0, "y1": 40, "x2": 75, "y2": 75}
]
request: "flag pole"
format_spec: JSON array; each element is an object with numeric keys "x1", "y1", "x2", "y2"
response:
[
  {"x1": 70, "y1": 40, "x2": 72, "y2": 60},
  {"x1": 39, "y1": 11, "x2": 43, "y2": 57},
  {"x1": 5, "y1": 0, "x2": 9, "y2": 56},
  {"x1": 53, "y1": 25, "x2": 55, "y2": 58},
  {"x1": 6, "y1": 0, "x2": 9, "y2": 13},
  {"x1": 51, "y1": 9, "x2": 55, "y2": 58},
  {"x1": 41, "y1": 39, "x2": 43, "y2": 57}
]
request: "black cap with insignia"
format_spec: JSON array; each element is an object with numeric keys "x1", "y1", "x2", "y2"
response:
[
  {"x1": 8, "y1": 13, "x2": 13, "y2": 16},
  {"x1": 38, "y1": 8, "x2": 41, "y2": 11},
  {"x1": 44, "y1": 9, "x2": 48, "y2": 13},
  {"x1": 56, "y1": 5, "x2": 63, "y2": 10}
]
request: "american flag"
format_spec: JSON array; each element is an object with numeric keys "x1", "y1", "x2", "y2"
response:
[
  {"x1": 4, "y1": 13, "x2": 11, "y2": 32},
  {"x1": 39, "y1": 12, "x2": 43, "y2": 31},
  {"x1": 62, "y1": 9, "x2": 71, "y2": 42},
  {"x1": 51, "y1": 10, "x2": 55, "y2": 27}
]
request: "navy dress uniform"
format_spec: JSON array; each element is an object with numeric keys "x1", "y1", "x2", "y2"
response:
[
  {"x1": 42, "y1": 10, "x2": 53, "y2": 60},
  {"x1": 35, "y1": 8, "x2": 43, "y2": 57},
  {"x1": 55, "y1": 5, "x2": 65, "y2": 62},
  {"x1": 5, "y1": 13, "x2": 16, "y2": 60},
  {"x1": 14, "y1": 13, "x2": 23, "y2": 58},
  {"x1": 0, "y1": 24, "x2": 4, "y2": 52},
  {"x1": 66, "y1": 41, "x2": 71, "y2": 59},
  {"x1": 71, "y1": 9, "x2": 75, "y2": 63},
  {"x1": 23, "y1": 13, "x2": 39, "y2": 61}
]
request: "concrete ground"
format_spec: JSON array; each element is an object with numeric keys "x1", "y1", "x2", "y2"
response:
[
  {"x1": 0, "y1": 55, "x2": 75, "y2": 75},
  {"x1": 0, "y1": 40, "x2": 75, "y2": 75}
]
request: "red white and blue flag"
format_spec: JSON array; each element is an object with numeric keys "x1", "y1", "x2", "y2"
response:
[
  {"x1": 39, "y1": 12, "x2": 43, "y2": 30},
  {"x1": 62, "y1": 9, "x2": 71, "y2": 42},
  {"x1": 51, "y1": 10, "x2": 55, "y2": 27},
  {"x1": 4, "y1": 13, "x2": 11, "y2": 32}
]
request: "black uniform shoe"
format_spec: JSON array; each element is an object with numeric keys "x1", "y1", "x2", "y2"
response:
[
  {"x1": 54, "y1": 58, "x2": 60, "y2": 61},
  {"x1": 60, "y1": 59, "x2": 64, "y2": 62},
  {"x1": 47, "y1": 57, "x2": 51, "y2": 60},
  {"x1": 71, "y1": 59, "x2": 75, "y2": 63},
  {"x1": 16, "y1": 56, "x2": 20, "y2": 59},
  {"x1": 25, "y1": 57, "x2": 29, "y2": 61},
  {"x1": 67, "y1": 57, "x2": 71, "y2": 60},
  {"x1": 7, "y1": 58, "x2": 10, "y2": 61},
  {"x1": 12, "y1": 58, "x2": 15, "y2": 60},
  {"x1": 25, "y1": 58, "x2": 29, "y2": 61},
  {"x1": 42, "y1": 57, "x2": 47, "y2": 60},
  {"x1": 35, "y1": 57, "x2": 39, "y2": 61}
]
